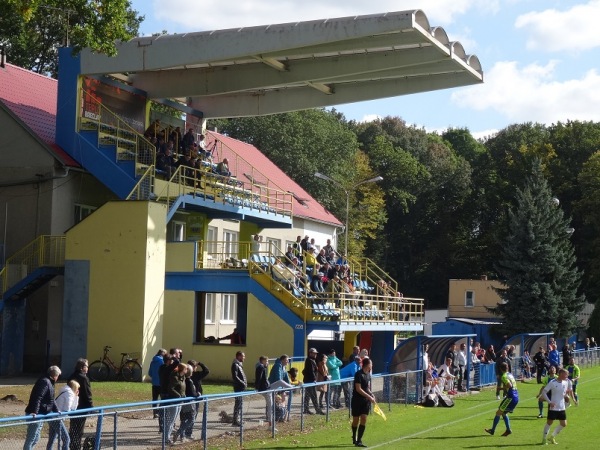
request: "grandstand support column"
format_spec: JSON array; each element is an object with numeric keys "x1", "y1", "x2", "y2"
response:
[
  {"x1": 344, "y1": 331, "x2": 359, "y2": 360},
  {"x1": 0, "y1": 299, "x2": 26, "y2": 375},
  {"x1": 370, "y1": 331, "x2": 396, "y2": 373}
]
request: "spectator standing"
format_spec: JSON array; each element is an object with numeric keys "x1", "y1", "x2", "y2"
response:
[
  {"x1": 164, "y1": 363, "x2": 186, "y2": 444},
  {"x1": 68, "y1": 359, "x2": 92, "y2": 450},
  {"x1": 562, "y1": 344, "x2": 573, "y2": 368},
  {"x1": 188, "y1": 360, "x2": 210, "y2": 396},
  {"x1": 149, "y1": 349, "x2": 166, "y2": 419},
  {"x1": 268, "y1": 355, "x2": 294, "y2": 389},
  {"x1": 322, "y1": 238, "x2": 334, "y2": 255},
  {"x1": 174, "y1": 364, "x2": 199, "y2": 442},
  {"x1": 316, "y1": 354, "x2": 330, "y2": 409},
  {"x1": 340, "y1": 356, "x2": 362, "y2": 407},
  {"x1": 231, "y1": 351, "x2": 248, "y2": 426},
  {"x1": 255, "y1": 356, "x2": 273, "y2": 425},
  {"x1": 350, "y1": 357, "x2": 375, "y2": 448},
  {"x1": 158, "y1": 354, "x2": 174, "y2": 433},
  {"x1": 456, "y1": 343, "x2": 467, "y2": 391},
  {"x1": 302, "y1": 348, "x2": 324, "y2": 415},
  {"x1": 23, "y1": 366, "x2": 61, "y2": 450},
  {"x1": 485, "y1": 345, "x2": 497, "y2": 363},
  {"x1": 326, "y1": 349, "x2": 343, "y2": 408},
  {"x1": 48, "y1": 380, "x2": 79, "y2": 450},
  {"x1": 533, "y1": 346, "x2": 548, "y2": 384},
  {"x1": 548, "y1": 345, "x2": 560, "y2": 370}
]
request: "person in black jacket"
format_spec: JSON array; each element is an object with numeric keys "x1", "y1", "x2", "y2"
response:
[
  {"x1": 533, "y1": 346, "x2": 548, "y2": 384},
  {"x1": 231, "y1": 351, "x2": 247, "y2": 426},
  {"x1": 158, "y1": 354, "x2": 175, "y2": 433},
  {"x1": 302, "y1": 348, "x2": 324, "y2": 415},
  {"x1": 24, "y1": 365, "x2": 61, "y2": 450},
  {"x1": 255, "y1": 356, "x2": 272, "y2": 424},
  {"x1": 68, "y1": 359, "x2": 93, "y2": 450}
]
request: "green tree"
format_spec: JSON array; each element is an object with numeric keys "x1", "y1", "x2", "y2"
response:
[
  {"x1": 587, "y1": 303, "x2": 600, "y2": 340},
  {"x1": 0, "y1": 0, "x2": 143, "y2": 76},
  {"x1": 576, "y1": 151, "x2": 600, "y2": 303},
  {"x1": 209, "y1": 109, "x2": 360, "y2": 222},
  {"x1": 491, "y1": 160, "x2": 585, "y2": 337}
]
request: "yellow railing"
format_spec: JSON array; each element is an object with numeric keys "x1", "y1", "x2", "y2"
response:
[
  {"x1": 194, "y1": 241, "x2": 424, "y2": 324},
  {"x1": 78, "y1": 90, "x2": 156, "y2": 178},
  {"x1": 155, "y1": 164, "x2": 293, "y2": 218},
  {"x1": 207, "y1": 131, "x2": 291, "y2": 198},
  {"x1": 0, "y1": 236, "x2": 66, "y2": 299},
  {"x1": 127, "y1": 165, "x2": 156, "y2": 200},
  {"x1": 349, "y1": 256, "x2": 399, "y2": 296}
]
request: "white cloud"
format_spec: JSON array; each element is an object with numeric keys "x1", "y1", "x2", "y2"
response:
[
  {"x1": 148, "y1": 0, "x2": 481, "y2": 32},
  {"x1": 452, "y1": 60, "x2": 600, "y2": 124},
  {"x1": 471, "y1": 128, "x2": 499, "y2": 140},
  {"x1": 360, "y1": 114, "x2": 382, "y2": 123},
  {"x1": 515, "y1": 0, "x2": 600, "y2": 52}
]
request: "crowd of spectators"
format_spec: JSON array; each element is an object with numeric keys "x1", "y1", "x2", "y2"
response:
[{"x1": 145, "y1": 120, "x2": 230, "y2": 183}]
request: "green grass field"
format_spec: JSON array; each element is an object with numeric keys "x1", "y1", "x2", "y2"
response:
[{"x1": 232, "y1": 366, "x2": 600, "y2": 450}]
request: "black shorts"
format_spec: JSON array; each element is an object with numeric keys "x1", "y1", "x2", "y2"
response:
[
  {"x1": 351, "y1": 398, "x2": 370, "y2": 417},
  {"x1": 548, "y1": 410, "x2": 567, "y2": 421}
]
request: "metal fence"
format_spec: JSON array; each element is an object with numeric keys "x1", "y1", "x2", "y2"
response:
[{"x1": 1, "y1": 349, "x2": 597, "y2": 449}]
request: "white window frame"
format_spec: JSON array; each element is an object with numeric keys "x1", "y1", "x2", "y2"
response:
[
  {"x1": 206, "y1": 226, "x2": 218, "y2": 254},
  {"x1": 465, "y1": 290, "x2": 474, "y2": 308},
  {"x1": 171, "y1": 221, "x2": 186, "y2": 242},
  {"x1": 220, "y1": 293, "x2": 237, "y2": 323},
  {"x1": 223, "y1": 229, "x2": 239, "y2": 258},
  {"x1": 205, "y1": 293, "x2": 215, "y2": 324},
  {"x1": 266, "y1": 237, "x2": 281, "y2": 255}
]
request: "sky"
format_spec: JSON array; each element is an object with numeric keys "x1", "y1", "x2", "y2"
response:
[{"x1": 130, "y1": 0, "x2": 600, "y2": 139}]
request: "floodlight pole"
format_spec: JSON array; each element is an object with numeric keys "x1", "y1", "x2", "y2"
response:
[{"x1": 314, "y1": 172, "x2": 383, "y2": 256}]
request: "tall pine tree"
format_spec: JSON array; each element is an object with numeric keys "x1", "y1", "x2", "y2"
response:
[{"x1": 491, "y1": 160, "x2": 585, "y2": 337}]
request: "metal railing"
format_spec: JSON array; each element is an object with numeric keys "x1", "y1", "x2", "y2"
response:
[
  {"x1": 126, "y1": 165, "x2": 155, "y2": 200},
  {"x1": 155, "y1": 165, "x2": 293, "y2": 219},
  {"x1": 78, "y1": 90, "x2": 156, "y2": 178},
  {"x1": 195, "y1": 240, "x2": 424, "y2": 324},
  {"x1": 0, "y1": 370, "x2": 419, "y2": 450},
  {"x1": 0, "y1": 236, "x2": 66, "y2": 299}
]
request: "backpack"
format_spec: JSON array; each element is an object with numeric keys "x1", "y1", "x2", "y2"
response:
[
  {"x1": 437, "y1": 393, "x2": 455, "y2": 407},
  {"x1": 422, "y1": 393, "x2": 438, "y2": 407}
]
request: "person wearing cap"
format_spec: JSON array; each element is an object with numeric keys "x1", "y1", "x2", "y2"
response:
[{"x1": 302, "y1": 348, "x2": 324, "y2": 415}]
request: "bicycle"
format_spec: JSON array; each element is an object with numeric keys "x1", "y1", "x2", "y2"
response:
[{"x1": 88, "y1": 346, "x2": 143, "y2": 382}]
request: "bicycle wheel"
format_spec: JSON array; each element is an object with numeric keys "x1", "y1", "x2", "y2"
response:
[
  {"x1": 88, "y1": 360, "x2": 110, "y2": 381},
  {"x1": 121, "y1": 360, "x2": 143, "y2": 382}
]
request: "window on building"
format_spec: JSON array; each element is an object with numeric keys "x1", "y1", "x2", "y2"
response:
[
  {"x1": 266, "y1": 237, "x2": 281, "y2": 255},
  {"x1": 206, "y1": 226, "x2": 218, "y2": 254},
  {"x1": 205, "y1": 293, "x2": 215, "y2": 324},
  {"x1": 465, "y1": 290, "x2": 474, "y2": 308},
  {"x1": 223, "y1": 230, "x2": 239, "y2": 258},
  {"x1": 221, "y1": 293, "x2": 237, "y2": 323},
  {"x1": 74, "y1": 204, "x2": 96, "y2": 224},
  {"x1": 171, "y1": 221, "x2": 185, "y2": 242}
]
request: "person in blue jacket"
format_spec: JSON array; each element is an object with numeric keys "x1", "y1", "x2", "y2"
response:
[
  {"x1": 339, "y1": 356, "x2": 361, "y2": 408},
  {"x1": 148, "y1": 348, "x2": 167, "y2": 419},
  {"x1": 548, "y1": 345, "x2": 560, "y2": 370}
]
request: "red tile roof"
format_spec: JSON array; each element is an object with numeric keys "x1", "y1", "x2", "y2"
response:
[
  {"x1": 0, "y1": 63, "x2": 79, "y2": 167},
  {"x1": 207, "y1": 132, "x2": 342, "y2": 226}
]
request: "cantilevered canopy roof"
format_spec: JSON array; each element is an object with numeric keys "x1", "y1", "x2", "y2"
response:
[{"x1": 79, "y1": 10, "x2": 483, "y2": 118}]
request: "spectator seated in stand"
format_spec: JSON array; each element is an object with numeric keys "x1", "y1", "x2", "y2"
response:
[
  {"x1": 336, "y1": 254, "x2": 348, "y2": 266},
  {"x1": 326, "y1": 250, "x2": 337, "y2": 265},
  {"x1": 316, "y1": 248, "x2": 328, "y2": 265},
  {"x1": 272, "y1": 257, "x2": 302, "y2": 288},
  {"x1": 156, "y1": 147, "x2": 177, "y2": 178},
  {"x1": 284, "y1": 246, "x2": 295, "y2": 266},
  {"x1": 304, "y1": 247, "x2": 317, "y2": 273},
  {"x1": 215, "y1": 158, "x2": 231, "y2": 177}
]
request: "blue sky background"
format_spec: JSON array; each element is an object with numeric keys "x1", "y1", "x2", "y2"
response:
[{"x1": 130, "y1": 0, "x2": 600, "y2": 138}]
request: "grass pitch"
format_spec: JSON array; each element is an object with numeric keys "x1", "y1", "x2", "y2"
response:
[{"x1": 237, "y1": 365, "x2": 600, "y2": 450}]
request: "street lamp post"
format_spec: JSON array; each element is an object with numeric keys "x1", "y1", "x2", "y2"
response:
[{"x1": 314, "y1": 172, "x2": 383, "y2": 256}]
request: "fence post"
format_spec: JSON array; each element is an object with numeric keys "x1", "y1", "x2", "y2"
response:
[
  {"x1": 113, "y1": 411, "x2": 118, "y2": 450},
  {"x1": 300, "y1": 386, "x2": 305, "y2": 431},
  {"x1": 94, "y1": 411, "x2": 103, "y2": 450},
  {"x1": 202, "y1": 401, "x2": 208, "y2": 450},
  {"x1": 239, "y1": 396, "x2": 243, "y2": 447}
]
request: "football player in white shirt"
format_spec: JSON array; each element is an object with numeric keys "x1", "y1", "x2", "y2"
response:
[{"x1": 539, "y1": 368, "x2": 577, "y2": 445}]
